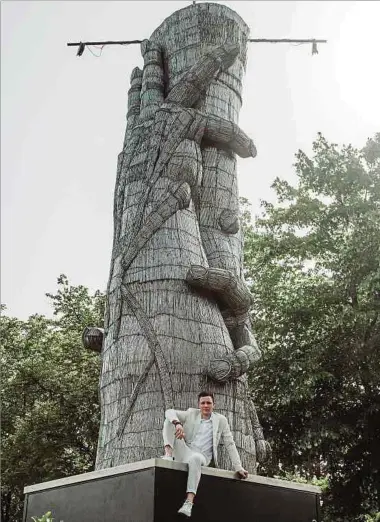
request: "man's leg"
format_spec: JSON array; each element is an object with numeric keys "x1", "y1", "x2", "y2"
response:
[
  {"x1": 177, "y1": 451, "x2": 208, "y2": 516},
  {"x1": 162, "y1": 419, "x2": 175, "y2": 457},
  {"x1": 162, "y1": 421, "x2": 208, "y2": 516},
  {"x1": 162, "y1": 419, "x2": 189, "y2": 461},
  {"x1": 186, "y1": 452, "x2": 207, "y2": 500}
]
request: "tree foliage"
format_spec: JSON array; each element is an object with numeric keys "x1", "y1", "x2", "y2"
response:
[
  {"x1": 2, "y1": 133, "x2": 380, "y2": 521},
  {"x1": 1, "y1": 276, "x2": 104, "y2": 522},
  {"x1": 245, "y1": 133, "x2": 380, "y2": 521}
]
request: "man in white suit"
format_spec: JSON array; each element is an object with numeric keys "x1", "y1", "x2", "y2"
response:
[{"x1": 162, "y1": 391, "x2": 249, "y2": 517}]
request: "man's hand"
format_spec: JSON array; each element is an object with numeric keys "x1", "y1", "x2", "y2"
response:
[
  {"x1": 175, "y1": 424, "x2": 186, "y2": 440},
  {"x1": 237, "y1": 468, "x2": 249, "y2": 479}
]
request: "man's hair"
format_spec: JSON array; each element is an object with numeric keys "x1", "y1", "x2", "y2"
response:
[{"x1": 198, "y1": 391, "x2": 215, "y2": 402}]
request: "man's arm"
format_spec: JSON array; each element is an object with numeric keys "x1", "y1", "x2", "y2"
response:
[
  {"x1": 165, "y1": 408, "x2": 189, "y2": 425},
  {"x1": 221, "y1": 417, "x2": 248, "y2": 476}
]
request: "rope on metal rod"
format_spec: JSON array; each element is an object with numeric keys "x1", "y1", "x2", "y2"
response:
[
  {"x1": 67, "y1": 38, "x2": 327, "y2": 56},
  {"x1": 248, "y1": 38, "x2": 327, "y2": 43}
]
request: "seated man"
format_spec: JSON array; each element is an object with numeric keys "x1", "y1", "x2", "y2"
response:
[{"x1": 162, "y1": 391, "x2": 249, "y2": 518}]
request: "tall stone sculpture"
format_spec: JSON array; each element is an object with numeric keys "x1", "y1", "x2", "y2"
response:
[{"x1": 89, "y1": 2, "x2": 270, "y2": 474}]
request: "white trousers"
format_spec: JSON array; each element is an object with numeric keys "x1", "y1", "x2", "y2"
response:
[{"x1": 163, "y1": 419, "x2": 210, "y2": 494}]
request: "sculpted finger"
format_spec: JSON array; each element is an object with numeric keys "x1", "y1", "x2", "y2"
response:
[
  {"x1": 165, "y1": 43, "x2": 239, "y2": 108},
  {"x1": 127, "y1": 67, "x2": 143, "y2": 121},
  {"x1": 124, "y1": 67, "x2": 143, "y2": 144},
  {"x1": 202, "y1": 113, "x2": 257, "y2": 158},
  {"x1": 208, "y1": 343, "x2": 262, "y2": 382},
  {"x1": 145, "y1": 106, "x2": 205, "y2": 182},
  {"x1": 82, "y1": 326, "x2": 104, "y2": 353},
  {"x1": 121, "y1": 178, "x2": 192, "y2": 271},
  {"x1": 166, "y1": 139, "x2": 202, "y2": 188},
  {"x1": 140, "y1": 39, "x2": 164, "y2": 120},
  {"x1": 186, "y1": 265, "x2": 254, "y2": 313}
]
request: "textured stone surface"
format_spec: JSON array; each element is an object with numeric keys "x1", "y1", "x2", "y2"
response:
[{"x1": 95, "y1": 2, "x2": 269, "y2": 473}]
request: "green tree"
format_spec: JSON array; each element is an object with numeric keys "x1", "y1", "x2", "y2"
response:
[
  {"x1": 1, "y1": 276, "x2": 104, "y2": 522},
  {"x1": 2, "y1": 133, "x2": 380, "y2": 521},
  {"x1": 244, "y1": 133, "x2": 380, "y2": 520}
]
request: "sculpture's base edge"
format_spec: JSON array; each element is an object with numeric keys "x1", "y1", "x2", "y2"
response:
[{"x1": 23, "y1": 459, "x2": 321, "y2": 522}]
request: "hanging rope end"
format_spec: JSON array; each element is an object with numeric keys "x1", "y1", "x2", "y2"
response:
[{"x1": 77, "y1": 42, "x2": 85, "y2": 57}]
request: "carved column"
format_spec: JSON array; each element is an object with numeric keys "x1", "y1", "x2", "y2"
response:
[{"x1": 95, "y1": 2, "x2": 268, "y2": 474}]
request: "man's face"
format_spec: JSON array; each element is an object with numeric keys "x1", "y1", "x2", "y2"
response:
[{"x1": 199, "y1": 396, "x2": 214, "y2": 417}]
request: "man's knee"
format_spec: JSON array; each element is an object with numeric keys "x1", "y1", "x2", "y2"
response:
[
  {"x1": 188, "y1": 453, "x2": 205, "y2": 467},
  {"x1": 163, "y1": 419, "x2": 176, "y2": 447}
]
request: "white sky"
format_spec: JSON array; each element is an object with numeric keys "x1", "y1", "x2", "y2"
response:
[{"x1": 1, "y1": 1, "x2": 379, "y2": 320}]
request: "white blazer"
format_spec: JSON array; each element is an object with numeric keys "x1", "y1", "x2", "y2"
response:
[{"x1": 165, "y1": 407, "x2": 243, "y2": 472}]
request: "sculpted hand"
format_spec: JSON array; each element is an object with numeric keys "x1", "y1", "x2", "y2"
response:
[
  {"x1": 175, "y1": 424, "x2": 186, "y2": 440},
  {"x1": 117, "y1": 40, "x2": 255, "y2": 279},
  {"x1": 111, "y1": 39, "x2": 257, "y2": 440}
]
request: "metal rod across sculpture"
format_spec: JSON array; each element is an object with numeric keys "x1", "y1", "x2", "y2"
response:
[{"x1": 86, "y1": 2, "x2": 270, "y2": 473}]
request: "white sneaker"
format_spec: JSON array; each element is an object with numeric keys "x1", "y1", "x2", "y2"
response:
[
  {"x1": 178, "y1": 500, "x2": 193, "y2": 517},
  {"x1": 160, "y1": 455, "x2": 174, "y2": 461}
]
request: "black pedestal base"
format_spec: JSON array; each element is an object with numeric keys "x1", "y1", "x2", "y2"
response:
[{"x1": 24, "y1": 459, "x2": 321, "y2": 522}]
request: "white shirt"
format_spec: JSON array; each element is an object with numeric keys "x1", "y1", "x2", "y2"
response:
[{"x1": 189, "y1": 417, "x2": 213, "y2": 461}]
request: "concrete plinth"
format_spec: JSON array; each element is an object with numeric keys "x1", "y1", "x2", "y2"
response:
[{"x1": 24, "y1": 459, "x2": 321, "y2": 522}]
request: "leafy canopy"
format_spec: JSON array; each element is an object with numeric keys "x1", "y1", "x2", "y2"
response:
[
  {"x1": 1, "y1": 276, "x2": 104, "y2": 522},
  {"x1": 244, "y1": 133, "x2": 380, "y2": 521}
]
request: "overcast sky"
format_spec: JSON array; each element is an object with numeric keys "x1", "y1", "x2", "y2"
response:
[{"x1": 2, "y1": 0, "x2": 379, "y2": 320}]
